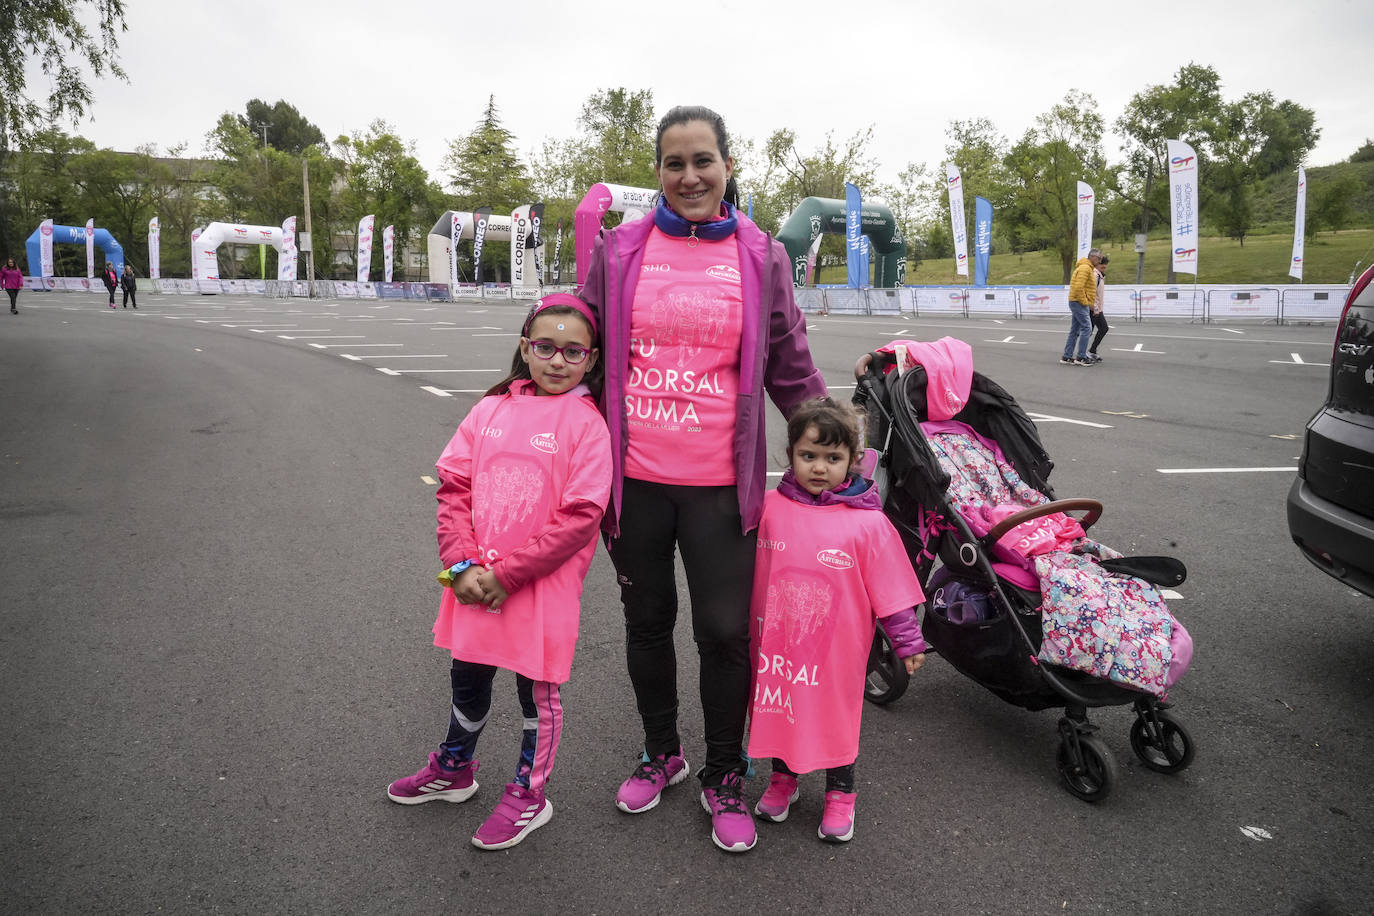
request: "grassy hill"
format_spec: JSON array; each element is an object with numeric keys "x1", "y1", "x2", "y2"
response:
[{"x1": 817, "y1": 227, "x2": 1374, "y2": 287}]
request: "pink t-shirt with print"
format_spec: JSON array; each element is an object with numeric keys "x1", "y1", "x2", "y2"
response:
[
  {"x1": 623, "y1": 226, "x2": 742, "y2": 485},
  {"x1": 747, "y1": 490, "x2": 925, "y2": 772}
]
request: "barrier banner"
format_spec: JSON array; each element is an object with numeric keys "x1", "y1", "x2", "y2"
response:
[
  {"x1": 946, "y1": 164, "x2": 969, "y2": 276},
  {"x1": 149, "y1": 217, "x2": 161, "y2": 279},
  {"x1": 552, "y1": 219, "x2": 564, "y2": 284},
  {"x1": 383, "y1": 224, "x2": 394, "y2": 282},
  {"x1": 39, "y1": 219, "x2": 55, "y2": 277},
  {"x1": 472, "y1": 206, "x2": 493, "y2": 284},
  {"x1": 1290, "y1": 168, "x2": 1306, "y2": 281},
  {"x1": 845, "y1": 182, "x2": 864, "y2": 288},
  {"x1": 1076, "y1": 182, "x2": 1094, "y2": 260},
  {"x1": 356, "y1": 215, "x2": 375, "y2": 283},
  {"x1": 449, "y1": 212, "x2": 463, "y2": 287},
  {"x1": 530, "y1": 203, "x2": 545, "y2": 282},
  {"x1": 974, "y1": 196, "x2": 992, "y2": 288},
  {"x1": 1166, "y1": 139, "x2": 1199, "y2": 275},
  {"x1": 191, "y1": 227, "x2": 203, "y2": 280},
  {"x1": 510, "y1": 205, "x2": 531, "y2": 287},
  {"x1": 85, "y1": 219, "x2": 95, "y2": 278},
  {"x1": 279, "y1": 216, "x2": 298, "y2": 281}
]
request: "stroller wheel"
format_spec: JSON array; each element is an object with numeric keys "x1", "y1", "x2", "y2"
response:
[
  {"x1": 1129, "y1": 712, "x2": 1195, "y2": 774},
  {"x1": 1056, "y1": 733, "x2": 1117, "y2": 802},
  {"x1": 863, "y1": 626, "x2": 909, "y2": 706}
]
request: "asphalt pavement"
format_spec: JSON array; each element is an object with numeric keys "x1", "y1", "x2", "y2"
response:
[{"x1": 1, "y1": 291, "x2": 1370, "y2": 915}]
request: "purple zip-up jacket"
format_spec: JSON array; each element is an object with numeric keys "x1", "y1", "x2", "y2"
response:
[{"x1": 580, "y1": 212, "x2": 828, "y2": 537}]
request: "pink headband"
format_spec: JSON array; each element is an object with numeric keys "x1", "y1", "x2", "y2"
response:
[{"x1": 523, "y1": 293, "x2": 598, "y2": 337}]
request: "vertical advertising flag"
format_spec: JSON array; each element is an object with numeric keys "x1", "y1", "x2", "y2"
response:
[
  {"x1": 844, "y1": 182, "x2": 864, "y2": 288},
  {"x1": 858, "y1": 235, "x2": 871, "y2": 288},
  {"x1": 1290, "y1": 167, "x2": 1306, "y2": 281},
  {"x1": 279, "y1": 216, "x2": 298, "y2": 281},
  {"x1": 191, "y1": 227, "x2": 202, "y2": 280},
  {"x1": 1076, "y1": 181, "x2": 1095, "y2": 260},
  {"x1": 1166, "y1": 139, "x2": 1199, "y2": 275},
  {"x1": 356, "y1": 214, "x2": 375, "y2": 283},
  {"x1": 552, "y1": 219, "x2": 564, "y2": 285},
  {"x1": 39, "y1": 218, "x2": 55, "y2": 277},
  {"x1": 510, "y1": 205, "x2": 531, "y2": 286},
  {"x1": 383, "y1": 225, "x2": 395, "y2": 282},
  {"x1": 974, "y1": 196, "x2": 993, "y2": 288},
  {"x1": 471, "y1": 206, "x2": 493, "y2": 285},
  {"x1": 85, "y1": 219, "x2": 95, "y2": 278},
  {"x1": 449, "y1": 212, "x2": 462, "y2": 287},
  {"x1": 946, "y1": 164, "x2": 969, "y2": 276},
  {"x1": 148, "y1": 217, "x2": 161, "y2": 279},
  {"x1": 530, "y1": 203, "x2": 545, "y2": 283}
]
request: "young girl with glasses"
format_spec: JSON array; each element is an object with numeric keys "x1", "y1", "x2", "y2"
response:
[{"x1": 386, "y1": 294, "x2": 612, "y2": 851}]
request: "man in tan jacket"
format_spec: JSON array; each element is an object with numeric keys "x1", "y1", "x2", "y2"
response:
[{"x1": 1061, "y1": 248, "x2": 1102, "y2": 366}]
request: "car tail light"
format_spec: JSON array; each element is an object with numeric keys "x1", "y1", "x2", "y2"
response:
[{"x1": 1334, "y1": 265, "x2": 1374, "y2": 364}]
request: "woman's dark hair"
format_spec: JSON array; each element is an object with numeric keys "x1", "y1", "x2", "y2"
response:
[
  {"x1": 655, "y1": 105, "x2": 730, "y2": 165},
  {"x1": 483, "y1": 304, "x2": 603, "y2": 399},
  {"x1": 785, "y1": 398, "x2": 863, "y2": 458}
]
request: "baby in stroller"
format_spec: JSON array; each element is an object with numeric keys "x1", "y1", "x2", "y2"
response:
[{"x1": 855, "y1": 338, "x2": 1195, "y2": 801}]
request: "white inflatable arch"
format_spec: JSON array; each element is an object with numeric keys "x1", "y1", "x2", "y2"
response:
[
  {"x1": 425, "y1": 211, "x2": 515, "y2": 284},
  {"x1": 194, "y1": 222, "x2": 287, "y2": 282}
]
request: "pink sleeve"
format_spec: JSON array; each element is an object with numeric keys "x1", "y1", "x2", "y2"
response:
[
  {"x1": 862, "y1": 514, "x2": 926, "y2": 617},
  {"x1": 434, "y1": 405, "x2": 484, "y2": 568},
  {"x1": 491, "y1": 407, "x2": 612, "y2": 593}
]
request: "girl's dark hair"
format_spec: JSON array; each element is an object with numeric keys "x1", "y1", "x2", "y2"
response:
[
  {"x1": 483, "y1": 303, "x2": 603, "y2": 399},
  {"x1": 655, "y1": 105, "x2": 730, "y2": 165},
  {"x1": 785, "y1": 398, "x2": 863, "y2": 458}
]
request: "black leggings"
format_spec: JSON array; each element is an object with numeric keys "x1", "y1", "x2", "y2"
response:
[
  {"x1": 605, "y1": 478, "x2": 756, "y2": 786},
  {"x1": 122, "y1": 289, "x2": 137, "y2": 308},
  {"x1": 1089, "y1": 311, "x2": 1109, "y2": 354},
  {"x1": 6, "y1": 289, "x2": 16, "y2": 310},
  {"x1": 773, "y1": 758, "x2": 856, "y2": 794}
]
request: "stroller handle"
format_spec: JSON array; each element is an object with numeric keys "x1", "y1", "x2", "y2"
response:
[{"x1": 983, "y1": 499, "x2": 1104, "y2": 543}]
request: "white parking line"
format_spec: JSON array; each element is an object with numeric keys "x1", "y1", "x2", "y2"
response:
[
  {"x1": 1269, "y1": 353, "x2": 1328, "y2": 367},
  {"x1": 1112, "y1": 343, "x2": 1165, "y2": 355},
  {"x1": 301, "y1": 342, "x2": 401, "y2": 347},
  {"x1": 986, "y1": 336, "x2": 1028, "y2": 345},
  {"x1": 258, "y1": 329, "x2": 330, "y2": 334},
  {"x1": 377, "y1": 368, "x2": 500, "y2": 375},
  {"x1": 1156, "y1": 467, "x2": 1297, "y2": 474},
  {"x1": 276, "y1": 335, "x2": 363, "y2": 340},
  {"x1": 427, "y1": 326, "x2": 501, "y2": 331},
  {"x1": 1026, "y1": 412, "x2": 1113, "y2": 429},
  {"x1": 343, "y1": 354, "x2": 448, "y2": 359}
]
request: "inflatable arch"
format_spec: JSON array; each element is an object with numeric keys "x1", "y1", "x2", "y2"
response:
[
  {"x1": 426, "y1": 210, "x2": 544, "y2": 286},
  {"x1": 193, "y1": 222, "x2": 288, "y2": 282},
  {"x1": 574, "y1": 184, "x2": 657, "y2": 287},
  {"x1": 26, "y1": 223, "x2": 125, "y2": 276},
  {"x1": 776, "y1": 198, "x2": 906, "y2": 288}
]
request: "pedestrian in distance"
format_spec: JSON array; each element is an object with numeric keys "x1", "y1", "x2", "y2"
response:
[
  {"x1": 748, "y1": 399, "x2": 927, "y2": 844},
  {"x1": 2, "y1": 258, "x2": 22, "y2": 314},
  {"x1": 1062, "y1": 247, "x2": 1103, "y2": 366},
  {"x1": 102, "y1": 261, "x2": 118, "y2": 308},
  {"x1": 386, "y1": 294, "x2": 612, "y2": 851},
  {"x1": 580, "y1": 104, "x2": 828, "y2": 854},
  {"x1": 1087, "y1": 255, "x2": 1110, "y2": 363},
  {"x1": 121, "y1": 264, "x2": 138, "y2": 309}
]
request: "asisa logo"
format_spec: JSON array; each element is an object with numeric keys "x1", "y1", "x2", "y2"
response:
[
  {"x1": 1170, "y1": 155, "x2": 1195, "y2": 169},
  {"x1": 957, "y1": 253, "x2": 967, "y2": 262},
  {"x1": 816, "y1": 548, "x2": 855, "y2": 570},
  {"x1": 706, "y1": 265, "x2": 740, "y2": 283},
  {"x1": 948, "y1": 175, "x2": 961, "y2": 187},
  {"x1": 1078, "y1": 193, "x2": 1094, "y2": 203},
  {"x1": 1174, "y1": 247, "x2": 1197, "y2": 259},
  {"x1": 1024, "y1": 293, "x2": 1049, "y2": 304},
  {"x1": 530, "y1": 433, "x2": 558, "y2": 454},
  {"x1": 1292, "y1": 256, "x2": 1302, "y2": 264}
]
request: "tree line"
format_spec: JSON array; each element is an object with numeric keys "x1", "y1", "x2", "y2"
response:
[{"x1": 2, "y1": 67, "x2": 1369, "y2": 282}]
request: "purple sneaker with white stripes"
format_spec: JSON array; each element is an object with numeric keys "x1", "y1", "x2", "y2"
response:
[
  {"x1": 386, "y1": 752, "x2": 479, "y2": 805},
  {"x1": 471, "y1": 783, "x2": 554, "y2": 850}
]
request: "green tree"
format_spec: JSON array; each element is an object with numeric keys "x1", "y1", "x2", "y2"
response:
[
  {"x1": 443, "y1": 96, "x2": 534, "y2": 281},
  {"x1": 1003, "y1": 90, "x2": 1107, "y2": 281},
  {"x1": 336, "y1": 120, "x2": 443, "y2": 280},
  {"x1": 240, "y1": 99, "x2": 327, "y2": 155},
  {"x1": 1351, "y1": 139, "x2": 1374, "y2": 163},
  {"x1": 145, "y1": 144, "x2": 209, "y2": 277},
  {"x1": 4, "y1": 128, "x2": 94, "y2": 272},
  {"x1": 1310, "y1": 174, "x2": 1362, "y2": 234}
]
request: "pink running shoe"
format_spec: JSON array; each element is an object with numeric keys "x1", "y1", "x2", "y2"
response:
[
  {"x1": 700, "y1": 771, "x2": 757, "y2": 853},
  {"x1": 615, "y1": 751, "x2": 689, "y2": 814},
  {"x1": 386, "y1": 752, "x2": 478, "y2": 805},
  {"x1": 471, "y1": 783, "x2": 553, "y2": 850},
  {"x1": 818, "y1": 790, "x2": 857, "y2": 843},
  {"x1": 754, "y1": 772, "x2": 800, "y2": 823}
]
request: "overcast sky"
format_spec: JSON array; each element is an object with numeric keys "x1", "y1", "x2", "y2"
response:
[{"x1": 34, "y1": 0, "x2": 1374, "y2": 193}]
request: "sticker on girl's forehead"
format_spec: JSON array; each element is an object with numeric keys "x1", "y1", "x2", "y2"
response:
[{"x1": 556, "y1": 322, "x2": 565, "y2": 330}]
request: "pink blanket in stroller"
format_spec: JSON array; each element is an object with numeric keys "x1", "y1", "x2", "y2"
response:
[{"x1": 923, "y1": 421, "x2": 1182, "y2": 697}]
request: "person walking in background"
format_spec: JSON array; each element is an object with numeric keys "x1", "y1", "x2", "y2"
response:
[
  {"x1": 121, "y1": 264, "x2": 138, "y2": 309},
  {"x1": 101, "y1": 261, "x2": 118, "y2": 308},
  {"x1": 1062, "y1": 247, "x2": 1102, "y2": 366},
  {"x1": 386, "y1": 294, "x2": 611, "y2": 851},
  {"x1": 1087, "y1": 254, "x2": 1110, "y2": 363},
  {"x1": 580, "y1": 104, "x2": 827, "y2": 854},
  {"x1": 2, "y1": 259, "x2": 22, "y2": 314}
]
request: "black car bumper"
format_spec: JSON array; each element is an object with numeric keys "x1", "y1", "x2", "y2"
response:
[{"x1": 1287, "y1": 476, "x2": 1374, "y2": 600}]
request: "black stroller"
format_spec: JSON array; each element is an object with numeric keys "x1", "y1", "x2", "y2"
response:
[{"x1": 855, "y1": 347, "x2": 1195, "y2": 802}]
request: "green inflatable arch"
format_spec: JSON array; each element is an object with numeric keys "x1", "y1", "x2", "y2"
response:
[{"x1": 776, "y1": 197, "x2": 906, "y2": 288}]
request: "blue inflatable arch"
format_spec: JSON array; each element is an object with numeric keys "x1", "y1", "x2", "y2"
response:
[{"x1": 25, "y1": 224, "x2": 125, "y2": 276}]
